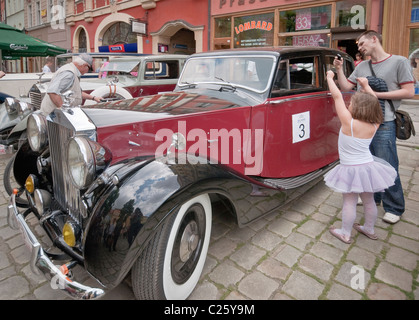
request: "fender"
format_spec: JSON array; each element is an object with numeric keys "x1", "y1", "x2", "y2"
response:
[
  {"x1": 83, "y1": 154, "x2": 286, "y2": 289},
  {"x1": 12, "y1": 140, "x2": 41, "y2": 187}
]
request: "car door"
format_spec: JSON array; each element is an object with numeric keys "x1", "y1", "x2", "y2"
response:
[{"x1": 261, "y1": 53, "x2": 340, "y2": 178}]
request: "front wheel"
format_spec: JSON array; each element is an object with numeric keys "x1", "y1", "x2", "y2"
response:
[{"x1": 131, "y1": 194, "x2": 212, "y2": 300}]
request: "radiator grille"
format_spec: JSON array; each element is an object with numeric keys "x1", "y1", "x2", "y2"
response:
[
  {"x1": 47, "y1": 121, "x2": 83, "y2": 224},
  {"x1": 30, "y1": 91, "x2": 43, "y2": 110}
]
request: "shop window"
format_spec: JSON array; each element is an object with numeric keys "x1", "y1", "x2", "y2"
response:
[
  {"x1": 336, "y1": 0, "x2": 366, "y2": 28},
  {"x1": 215, "y1": 17, "x2": 231, "y2": 38},
  {"x1": 279, "y1": 5, "x2": 332, "y2": 47},
  {"x1": 412, "y1": 0, "x2": 419, "y2": 22},
  {"x1": 233, "y1": 12, "x2": 274, "y2": 48},
  {"x1": 279, "y1": 6, "x2": 331, "y2": 33}
]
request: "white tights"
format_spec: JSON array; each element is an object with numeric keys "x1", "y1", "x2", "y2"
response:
[{"x1": 335, "y1": 192, "x2": 377, "y2": 240}]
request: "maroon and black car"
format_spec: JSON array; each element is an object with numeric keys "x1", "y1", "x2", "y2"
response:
[{"x1": 7, "y1": 47, "x2": 354, "y2": 300}]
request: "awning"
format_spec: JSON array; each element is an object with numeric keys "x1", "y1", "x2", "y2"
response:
[{"x1": 0, "y1": 22, "x2": 67, "y2": 59}]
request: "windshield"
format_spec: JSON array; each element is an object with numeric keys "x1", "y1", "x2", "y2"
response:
[
  {"x1": 179, "y1": 55, "x2": 276, "y2": 92},
  {"x1": 102, "y1": 60, "x2": 140, "y2": 78}
]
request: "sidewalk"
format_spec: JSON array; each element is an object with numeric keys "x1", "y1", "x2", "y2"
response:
[{"x1": 0, "y1": 100, "x2": 418, "y2": 300}]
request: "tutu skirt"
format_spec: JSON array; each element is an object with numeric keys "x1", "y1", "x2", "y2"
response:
[{"x1": 324, "y1": 156, "x2": 397, "y2": 193}]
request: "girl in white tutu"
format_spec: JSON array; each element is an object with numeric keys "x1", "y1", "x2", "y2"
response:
[{"x1": 325, "y1": 70, "x2": 397, "y2": 244}]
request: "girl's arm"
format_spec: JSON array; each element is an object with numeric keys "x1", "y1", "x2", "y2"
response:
[
  {"x1": 326, "y1": 70, "x2": 352, "y2": 128},
  {"x1": 356, "y1": 77, "x2": 377, "y2": 97}
]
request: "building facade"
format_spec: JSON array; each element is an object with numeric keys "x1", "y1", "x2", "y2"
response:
[
  {"x1": 210, "y1": 0, "x2": 381, "y2": 58},
  {"x1": 66, "y1": 0, "x2": 209, "y2": 55}
]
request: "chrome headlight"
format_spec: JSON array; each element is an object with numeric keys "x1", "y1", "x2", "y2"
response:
[
  {"x1": 27, "y1": 113, "x2": 48, "y2": 152},
  {"x1": 17, "y1": 101, "x2": 33, "y2": 116},
  {"x1": 67, "y1": 137, "x2": 112, "y2": 189},
  {"x1": 5, "y1": 97, "x2": 18, "y2": 114}
]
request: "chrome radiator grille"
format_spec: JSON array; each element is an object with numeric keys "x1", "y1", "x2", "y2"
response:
[
  {"x1": 30, "y1": 91, "x2": 43, "y2": 110},
  {"x1": 47, "y1": 121, "x2": 83, "y2": 223}
]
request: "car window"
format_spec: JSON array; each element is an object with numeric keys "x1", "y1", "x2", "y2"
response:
[
  {"x1": 144, "y1": 60, "x2": 180, "y2": 80},
  {"x1": 324, "y1": 55, "x2": 354, "y2": 88},
  {"x1": 271, "y1": 56, "x2": 320, "y2": 97}
]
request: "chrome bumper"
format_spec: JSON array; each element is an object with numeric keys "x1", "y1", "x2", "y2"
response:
[{"x1": 7, "y1": 193, "x2": 105, "y2": 300}]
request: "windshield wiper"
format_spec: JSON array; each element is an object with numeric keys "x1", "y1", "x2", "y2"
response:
[
  {"x1": 179, "y1": 81, "x2": 197, "y2": 89},
  {"x1": 215, "y1": 76, "x2": 236, "y2": 92}
]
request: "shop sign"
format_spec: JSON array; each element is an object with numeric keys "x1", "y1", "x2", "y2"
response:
[
  {"x1": 235, "y1": 20, "x2": 273, "y2": 34},
  {"x1": 219, "y1": 0, "x2": 268, "y2": 9},
  {"x1": 293, "y1": 34, "x2": 327, "y2": 47}
]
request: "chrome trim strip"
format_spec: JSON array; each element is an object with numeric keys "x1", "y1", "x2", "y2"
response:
[{"x1": 7, "y1": 193, "x2": 105, "y2": 300}]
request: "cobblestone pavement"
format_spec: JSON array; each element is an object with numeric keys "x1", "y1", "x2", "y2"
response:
[{"x1": 0, "y1": 101, "x2": 418, "y2": 300}]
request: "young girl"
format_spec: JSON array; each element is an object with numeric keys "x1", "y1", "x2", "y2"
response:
[{"x1": 324, "y1": 70, "x2": 397, "y2": 244}]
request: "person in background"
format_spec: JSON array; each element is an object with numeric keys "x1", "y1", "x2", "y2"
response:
[
  {"x1": 98, "y1": 59, "x2": 109, "y2": 78},
  {"x1": 354, "y1": 52, "x2": 363, "y2": 66},
  {"x1": 40, "y1": 53, "x2": 101, "y2": 115},
  {"x1": 325, "y1": 71, "x2": 396, "y2": 244},
  {"x1": 42, "y1": 56, "x2": 54, "y2": 73},
  {"x1": 334, "y1": 30, "x2": 415, "y2": 225}
]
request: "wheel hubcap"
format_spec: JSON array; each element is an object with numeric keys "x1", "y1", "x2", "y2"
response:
[{"x1": 179, "y1": 221, "x2": 199, "y2": 262}]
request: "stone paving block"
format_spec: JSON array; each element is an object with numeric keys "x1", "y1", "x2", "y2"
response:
[
  {"x1": 327, "y1": 283, "x2": 363, "y2": 300},
  {"x1": 274, "y1": 244, "x2": 303, "y2": 268},
  {"x1": 297, "y1": 220, "x2": 327, "y2": 239},
  {"x1": 267, "y1": 218, "x2": 296, "y2": 237},
  {"x1": 299, "y1": 254, "x2": 334, "y2": 282},
  {"x1": 208, "y1": 237, "x2": 237, "y2": 260},
  {"x1": 310, "y1": 242, "x2": 344, "y2": 265},
  {"x1": 367, "y1": 283, "x2": 407, "y2": 300},
  {"x1": 208, "y1": 260, "x2": 245, "y2": 287},
  {"x1": 282, "y1": 271, "x2": 324, "y2": 300},
  {"x1": 0, "y1": 276, "x2": 30, "y2": 300},
  {"x1": 392, "y1": 221, "x2": 419, "y2": 241},
  {"x1": 375, "y1": 262, "x2": 413, "y2": 292},
  {"x1": 346, "y1": 246, "x2": 377, "y2": 271},
  {"x1": 285, "y1": 232, "x2": 312, "y2": 251},
  {"x1": 230, "y1": 243, "x2": 266, "y2": 270},
  {"x1": 251, "y1": 229, "x2": 282, "y2": 251},
  {"x1": 257, "y1": 257, "x2": 291, "y2": 281},
  {"x1": 385, "y1": 246, "x2": 419, "y2": 271},
  {"x1": 388, "y1": 234, "x2": 419, "y2": 254},
  {"x1": 238, "y1": 271, "x2": 279, "y2": 300}
]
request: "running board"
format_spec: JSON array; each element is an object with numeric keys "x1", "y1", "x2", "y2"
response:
[{"x1": 257, "y1": 161, "x2": 339, "y2": 190}]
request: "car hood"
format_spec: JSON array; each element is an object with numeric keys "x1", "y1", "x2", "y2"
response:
[{"x1": 82, "y1": 91, "x2": 247, "y2": 128}]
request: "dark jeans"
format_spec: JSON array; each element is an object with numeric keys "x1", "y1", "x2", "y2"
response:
[{"x1": 370, "y1": 120, "x2": 404, "y2": 216}]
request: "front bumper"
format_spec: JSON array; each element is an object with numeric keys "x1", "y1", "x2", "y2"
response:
[{"x1": 7, "y1": 193, "x2": 105, "y2": 300}]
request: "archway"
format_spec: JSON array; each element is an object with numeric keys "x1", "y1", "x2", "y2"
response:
[{"x1": 150, "y1": 20, "x2": 204, "y2": 54}]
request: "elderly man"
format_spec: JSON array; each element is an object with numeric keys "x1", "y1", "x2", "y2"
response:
[{"x1": 40, "y1": 53, "x2": 101, "y2": 115}]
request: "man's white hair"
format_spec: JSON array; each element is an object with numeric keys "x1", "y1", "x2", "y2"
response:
[{"x1": 73, "y1": 57, "x2": 88, "y2": 66}]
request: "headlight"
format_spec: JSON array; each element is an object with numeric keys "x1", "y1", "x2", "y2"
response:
[
  {"x1": 27, "y1": 113, "x2": 48, "y2": 152},
  {"x1": 67, "y1": 137, "x2": 112, "y2": 189},
  {"x1": 17, "y1": 101, "x2": 33, "y2": 116},
  {"x1": 5, "y1": 97, "x2": 18, "y2": 114}
]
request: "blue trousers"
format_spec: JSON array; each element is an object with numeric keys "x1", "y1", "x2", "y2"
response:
[{"x1": 369, "y1": 120, "x2": 404, "y2": 216}]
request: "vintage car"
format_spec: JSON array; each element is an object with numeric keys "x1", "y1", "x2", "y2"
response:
[
  {"x1": 0, "y1": 54, "x2": 187, "y2": 152},
  {"x1": 7, "y1": 47, "x2": 354, "y2": 300}
]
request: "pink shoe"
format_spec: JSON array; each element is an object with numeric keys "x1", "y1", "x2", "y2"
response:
[
  {"x1": 353, "y1": 223, "x2": 378, "y2": 240},
  {"x1": 329, "y1": 227, "x2": 352, "y2": 244}
]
